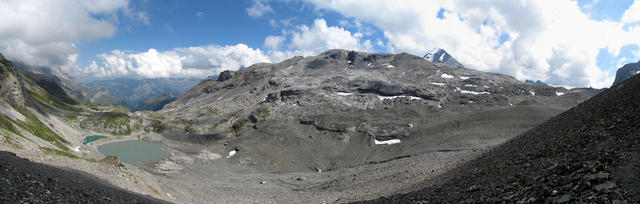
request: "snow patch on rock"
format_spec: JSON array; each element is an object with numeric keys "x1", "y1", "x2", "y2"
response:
[
  {"x1": 374, "y1": 139, "x2": 401, "y2": 145},
  {"x1": 556, "y1": 92, "x2": 565, "y2": 96},
  {"x1": 226, "y1": 150, "x2": 237, "y2": 159},
  {"x1": 431, "y1": 82, "x2": 446, "y2": 86},
  {"x1": 441, "y1": 73, "x2": 454, "y2": 79},
  {"x1": 377, "y1": 95, "x2": 422, "y2": 100},
  {"x1": 337, "y1": 92, "x2": 353, "y2": 96}
]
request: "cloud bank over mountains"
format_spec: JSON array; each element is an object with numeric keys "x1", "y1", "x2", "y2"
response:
[{"x1": 2, "y1": 0, "x2": 640, "y2": 88}]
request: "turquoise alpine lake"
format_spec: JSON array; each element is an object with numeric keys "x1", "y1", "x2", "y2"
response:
[
  {"x1": 82, "y1": 135, "x2": 107, "y2": 145},
  {"x1": 97, "y1": 140, "x2": 168, "y2": 167}
]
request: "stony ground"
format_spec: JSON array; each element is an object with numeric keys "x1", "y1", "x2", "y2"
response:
[
  {"x1": 0, "y1": 151, "x2": 166, "y2": 203},
  {"x1": 364, "y1": 68, "x2": 640, "y2": 203}
]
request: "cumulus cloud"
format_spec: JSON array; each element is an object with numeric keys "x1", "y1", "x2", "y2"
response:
[
  {"x1": 246, "y1": 0, "x2": 274, "y2": 18},
  {"x1": 622, "y1": 0, "x2": 640, "y2": 23},
  {"x1": 77, "y1": 44, "x2": 271, "y2": 79},
  {"x1": 264, "y1": 18, "x2": 373, "y2": 61},
  {"x1": 264, "y1": 35, "x2": 286, "y2": 50},
  {"x1": 303, "y1": 0, "x2": 640, "y2": 88},
  {"x1": 0, "y1": 0, "x2": 136, "y2": 67}
]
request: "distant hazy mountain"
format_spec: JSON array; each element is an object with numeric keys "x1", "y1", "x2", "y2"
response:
[
  {"x1": 423, "y1": 48, "x2": 464, "y2": 68},
  {"x1": 86, "y1": 77, "x2": 201, "y2": 111},
  {"x1": 612, "y1": 60, "x2": 640, "y2": 86},
  {"x1": 12, "y1": 62, "x2": 119, "y2": 105},
  {"x1": 136, "y1": 91, "x2": 176, "y2": 111}
]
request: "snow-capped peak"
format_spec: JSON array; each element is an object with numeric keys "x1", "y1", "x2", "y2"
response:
[{"x1": 423, "y1": 48, "x2": 464, "y2": 68}]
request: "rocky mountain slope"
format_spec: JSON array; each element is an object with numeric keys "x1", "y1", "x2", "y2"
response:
[
  {"x1": 160, "y1": 49, "x2": 600, "y2": 173},
  {"x1": 0, "y1": 54, "x2": 170, "y2": 201},
  {"x1": 13, "y1": 62, "x2": 119, "y2": 105},
  {"x1": 368, "y1": 62, "x2": 640, "y2": 203},
  {"x1": 87, "y1": 77, "x2": 200, "y2": 111},
  {"x1": 423, "y1": 48, "x2": 464, "y2": 68},
  {"x1": 0, "y1": 151, "x2": 164, "y2": 203},
  {"x1": 612, "y1": 60, "x2": 640, "y2": 86}
]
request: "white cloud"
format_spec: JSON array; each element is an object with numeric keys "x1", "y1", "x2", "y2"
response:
[
  {"x1": 622, "y1": 0, "x2": 640, "y2": 23},
  {"x1": 265, "y1": 18, "x2": 371, "y2": 61},
  {"x1": 303, "y1": 0, "x2": 640, "y2": 88},
  {"x1": 0, "y1": 0, "x2": 136, "y2": 67},
  {"x1": 196, "y1": 11, "x2": 205, "y2": 17},
  {"x1": 246, "y1": 0, "x2": 273, "y2": 18},
  {"x1": 264, "y1": 35, "x2": 286, "y2": 50},
  {"x1": 77, "y1": 44, "x2": 271, "y2": 79}
]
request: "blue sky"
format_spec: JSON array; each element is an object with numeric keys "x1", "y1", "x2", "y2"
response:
[{"x1": 1, "y1": 0, "x2": 640, "y2": 88}]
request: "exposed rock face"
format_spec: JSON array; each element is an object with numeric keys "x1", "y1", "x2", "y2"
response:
[
  {"x1": 423, "y1": 48, "x2": 464, "y2": 68},
  {"x1": 0, "y1": 54, "x2": 27, "y2": 107},
  {"x1": 612, "y1": 61, "x2": 640, "y2": 86},
  {"x1": 161, "y1": 49, "x2": 600, "y2": 172}
]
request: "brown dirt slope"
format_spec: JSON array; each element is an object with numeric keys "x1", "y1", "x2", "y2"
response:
[{"x1": 364, "y1": 72, "x2": 640, "y2": 203}]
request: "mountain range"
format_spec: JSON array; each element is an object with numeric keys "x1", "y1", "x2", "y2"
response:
[
  {"x1": 86, "y1": 77, "x2": 201, "y2": 111},
  {"x1": 1, "y1": 49, "x2": 639, "y2": 203}
]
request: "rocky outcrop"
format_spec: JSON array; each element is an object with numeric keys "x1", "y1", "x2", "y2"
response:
[
  {"x1": 0, "y1": 54, "x2": 27, "y2": 107},
  {"x1": 612, "y1": 61, "x2": 640, "y2": 86}
]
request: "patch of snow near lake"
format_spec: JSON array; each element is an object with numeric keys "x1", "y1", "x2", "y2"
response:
[
  {"x1": 226, "y1": 150, "x2": 236, "y2": 158},
  {"x1": 72, "y1": 146, "x2": 80, "y2": 152},
  {"x1": 337, "y1": 92, "x2": 353, "y2": 96},
  {"x1": 366, "y1": 63, "x2": 373, "y2": 67},
  {"x1": 530, "y1": 91, "x2": 535, "y2": 96},
  {"x1": 556, "y1": 92, "x2": 565, "y2": 96},
  {"x1": 347, "y1": 61, "x2": 352, "y2": 64},
  {"x1": 375, "y1": 139, "x2": 401, "y2": 145},
  {"x1": 431, "y1": 82, "x2": 446, "y2": 86},
  {"x1": 460, "y1": 76, "x2": 469, "y2": 80},
  {"x1": 441, "y1": 73, "x2": 454, "y2": 78},
  {"x1": 464, "y1": 84, "x2": 477, "y2": 87}
]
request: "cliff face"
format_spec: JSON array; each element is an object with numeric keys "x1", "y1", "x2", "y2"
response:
[
  {"x1": 0, "y1": 54, "x2": 27, "y2": 107},
  {"x1": 612, "y1": 61, "x2": 640, "y2": 86}
]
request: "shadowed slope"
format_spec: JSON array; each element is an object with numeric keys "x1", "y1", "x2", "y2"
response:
[{"x1": 366, "y1": 64, "x2": 640, "y2": 203}]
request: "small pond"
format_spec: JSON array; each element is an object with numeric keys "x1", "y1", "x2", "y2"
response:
[
  {"x1": 97, "y1": 140, "x2": 168, "y2": 167},
  {"x1": 82, "y1": 135, "x2": 107, "y2": 145}
]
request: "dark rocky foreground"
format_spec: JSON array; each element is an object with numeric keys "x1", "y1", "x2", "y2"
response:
[
  {"x1": 0, "y1": 151, "x2": 167, "y2": 203},
  {"x1": 363, "y1": 71, "x2": 640, "y2": 203}
]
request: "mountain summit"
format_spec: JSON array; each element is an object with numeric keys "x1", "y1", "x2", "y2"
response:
[
  {"x1": 423, "y1": 48, "x2": 464, "y2": 68},
  {"x1": 612, "y1": 60, "x2": 640, "y2": 86}
]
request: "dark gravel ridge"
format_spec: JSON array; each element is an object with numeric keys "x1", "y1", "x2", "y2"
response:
[
  {"x1": 362, "y1": 73, "x2": 640, "y2": 203},
  {"x1": 0, "y1": 151, "x2": 168, "y2": 203}
]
